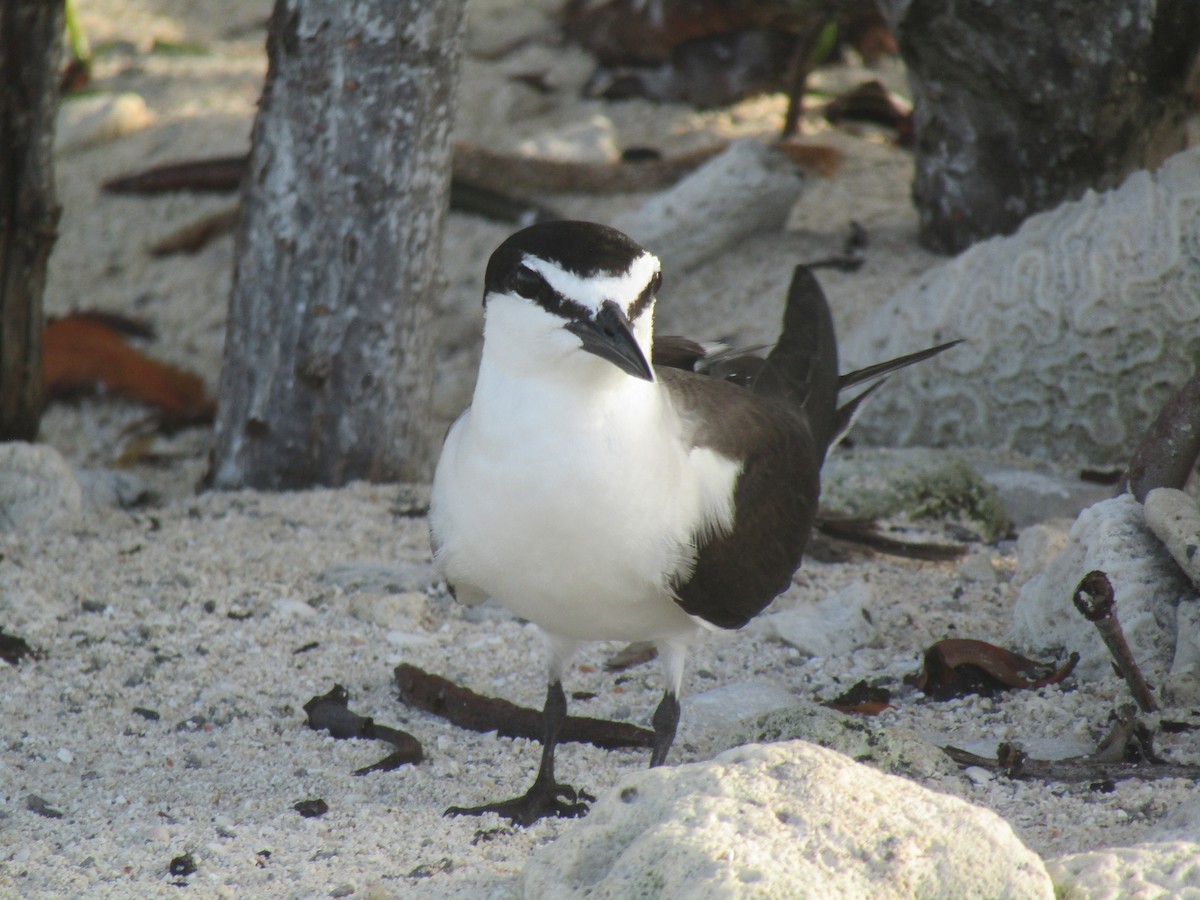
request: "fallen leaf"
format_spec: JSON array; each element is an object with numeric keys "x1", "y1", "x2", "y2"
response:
[
  {"x1": 603, "y1": 640, "x2": 658, "y2": 671},
  {"x1": 822, "y1": 79, "x2": 912, "y2": 137},
  {"x1": 43, "y1": 314, "x2": 214, "y2": 427},
  {"x1": 293, "y1": 798, "x2": 328, "y2": 818},
  {"x1": 823, "y1": 679, "x2": 891, "y2": 715},
  {"x1": 0, "y1": 629, "x2": 44, "y2": 665},
  {"x1": 55, "y1": 309, "x2": 155, "y2": 339},
  {"x1": 303, "y1": 684, "x2": 424, "y2": 772},
  {"x1": 102, "y1": 154, "x2": 245, "y2": 194},
  {"x1": 916, "y1": 638, "x2": 1078, "y2": 700}
]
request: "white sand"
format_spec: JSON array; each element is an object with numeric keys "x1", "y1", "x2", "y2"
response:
[{"x1": 3, "y1": 1, "x2": 1197, "y2": 896}]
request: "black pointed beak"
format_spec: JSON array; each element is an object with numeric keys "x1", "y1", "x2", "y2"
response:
[{"x1": 565, "y1": 300, "x2": 654, "y2": 381}]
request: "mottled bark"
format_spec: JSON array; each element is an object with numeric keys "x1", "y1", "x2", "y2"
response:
[
  {"x1": 881, "y1": 0, "x2": 1200, "y2": 254},
  {"x1": 0, "y1": 1, "x2": 63, "y2": 440},
  {"x1": 210, "y1": 0, "x2": 464, "y2": 489}
]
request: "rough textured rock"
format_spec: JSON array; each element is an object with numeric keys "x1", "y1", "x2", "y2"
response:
[
  {"x1": 74, "y1": 468, "x2": 149, "y2": 510},
  {"x1": 1011, "y1": 494, "x2": 1196, "y2": 679},
  {"x1": 751, "y1": 581, "x2": 878, "y2": 656},
  {"x1": 677, "y1": 680, "x2": 802, "y2": 759},
  {"x1": 0, "y1": 442, "x2": 83, "y2": 532},
  {"x1": 840, "y1": 146, "x2": 1200, "y2": 466},
  {"x1": 697, "y1": 701, "x2": 958, "y2": 781},
  {"x1": 976, "y1": 466, "x2": 1113, "y2": 529},
  {"x1": 879, "y1": 0, "x2": 1200, "y2": 254},
  {"x1": 613, "y1": 139, "x2": 804, "y2": 275},
  {"x1": 520, "y1": 741, "x2": 1053, "y2": 899},
  {"x1": 1012, "y1": 521, "x2": 1071, "y2": 592},
  {"x1": 821, "y1": 447, "x2": 1010, "y2": 540},
  {"x1": 1144, "y1": 488, "x2": 1200, "y2": 590},
  {"x1": 1046, "y1": 841, "x2": 1200, "y2": 898},
  {"x1": 1165, "y1": 599, "x2": 1200, "y2": 706}
]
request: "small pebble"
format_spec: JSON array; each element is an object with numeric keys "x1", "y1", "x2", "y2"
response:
[
  {"x1": 965, "y1": 766, "x2": 995, "y2": 785},
  {"x1": 272, "y1": 597, "x2": 316, "y2": 617},
  {"x1": 958, "y1": 550, "x2": 999, "y2": 584},
  {"x1": 386, "y1": 630, "x2": 434, "y2": 647}
]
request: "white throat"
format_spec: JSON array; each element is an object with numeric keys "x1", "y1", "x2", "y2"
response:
[
  {"x1": 431, "y1": 295, "x2": 741, "y2": 644},
  {"x1": 478, "y1": 290, "x2": 656, "y2": 390}
]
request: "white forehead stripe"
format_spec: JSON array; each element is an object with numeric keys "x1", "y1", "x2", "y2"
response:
[{"x1": 524, "y1": 251, "x2": 660, "y2": 315}]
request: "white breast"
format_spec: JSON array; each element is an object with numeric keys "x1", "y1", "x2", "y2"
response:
[{"x1": 430, "y1": 351, "x2": 740, "y2": 644}]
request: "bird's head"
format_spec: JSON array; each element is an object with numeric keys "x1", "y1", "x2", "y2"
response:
[{"x1": 481, "y1": 221, "x2": 660, "y2": 383}]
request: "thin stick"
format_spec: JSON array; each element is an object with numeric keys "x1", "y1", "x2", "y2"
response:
[
  {"x1": 394, "y1": 664, "x2": 654, "y2": 750},
  {"x1": 941, "y1": 744, "x2": 1200, "y2": 782},
  {"x1": 1072, "y1": 570, "x2": 1159, "y2": 712}
]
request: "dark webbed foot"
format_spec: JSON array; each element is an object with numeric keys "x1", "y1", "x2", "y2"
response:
[
  {"x1": 445, "y1": 780, "x2": 594, "y2": 826},
  {"x1": 446, "y1": 679, "x2": 598, "y2": 826},
  {"x1": 446, "y1": 679, "x2": 595, "y2": 826}
]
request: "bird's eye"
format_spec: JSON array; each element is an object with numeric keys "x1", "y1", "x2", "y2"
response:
[{"x1": 511, "y1": 265, "x2": 544, "y2": 297}]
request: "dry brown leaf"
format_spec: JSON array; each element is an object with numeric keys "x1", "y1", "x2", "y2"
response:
[
  {"x1": 44, "y1": 314, "x2": 214, "y2": 427},
  {"x1": 823, "y1": 679, "x2": 891, "y2": 715},
  {"x1": 917, "y1": 638, "x2": 1078, "y2": 700}
]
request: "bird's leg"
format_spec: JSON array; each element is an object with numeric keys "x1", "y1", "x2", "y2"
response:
[
  {"x1": 649, "y1": 637, "x2": 688, "y2": 768},
  {"x1": 649, "y1": 690, "x2": 680, "y2": 767},
  {"x1": 444, "y1": 680, "x2": 592, "y2": 826}
]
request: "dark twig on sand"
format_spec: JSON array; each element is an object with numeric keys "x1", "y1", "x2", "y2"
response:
[
  {"x1": 943, "y1": 705, "x2": 1199, "y2": 782},
  {"x1": 1072, "y1": 570, "x2": 1159, "y2": 713},
  {"x1": 394, "y1": 663, "x2": 654, "y2": 750},
  {"x1": 1089, "y1": 704, "x2": 1160, "y2": 763},
  {"x1": 0, "y1": 628, "x2": 43, "y2": 665},
  {"x1": 815, "y1": 516, "x2": 967, "y2": 561},
  {"x1": 303, "y1": 684, "x2": 424, "y2": 774},
  {"x1": 941, "y1": 744, "x2": 1200, "y2": 782}
]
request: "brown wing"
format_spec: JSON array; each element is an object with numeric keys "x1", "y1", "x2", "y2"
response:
[
  {"x1": 656, "y1": 267, "x2": 839, "y2": 629},
  {"x1": 658, "y1": 367, "x2": 821, "y2": 630}
]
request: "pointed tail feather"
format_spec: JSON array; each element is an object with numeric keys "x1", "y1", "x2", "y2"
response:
[
  {"x1": 758, "y1": 266, "x2": 841, "y2": 452},
  {"x1": 831, "y1": 339, "x2": 962, "y2": 446},
  {"x1": 839, "y1": 339, "x2": 962, "y2": 391},
  {"x1": 829, "y1": 380, "x2": 886, "y2": 447}
]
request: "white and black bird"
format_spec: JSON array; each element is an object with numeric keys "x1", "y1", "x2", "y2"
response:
[{"x1": 430, "y1": 220, "x2": 955, "y2": 825}]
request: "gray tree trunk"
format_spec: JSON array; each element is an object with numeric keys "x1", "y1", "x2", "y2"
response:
[
  {"x1": 881, "y1": 0, "x2": 1200, "y2": 254},
  {"x1": 0, "y1": 1, "x2": 63, "y2": 441},
  {"x1": 209, "y1": 0, "x2": 464, "y2": 490}
]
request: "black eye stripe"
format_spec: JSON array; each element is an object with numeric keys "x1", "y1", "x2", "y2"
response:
[
  {"x1": 628, "y1": 269, "x2": 661, "y2": 321},
  {"x1": 510, "y1": 265, "x2": 591, "y2": 321}
]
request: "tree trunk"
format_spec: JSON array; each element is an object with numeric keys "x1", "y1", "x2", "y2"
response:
[
  {"x1": 881, "y1": 0, "x2": 1200, "y2": 254},
  {"x1": 0, "y1": 1, "x2": 63, "y2": 441},
  {"x1": 209, "y1": 0, "x2": 464, "y2": 490}
]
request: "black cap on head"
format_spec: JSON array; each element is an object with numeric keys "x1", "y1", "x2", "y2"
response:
[{"x1": 484, "y1": 221, "x2": 651, "y2": 305}]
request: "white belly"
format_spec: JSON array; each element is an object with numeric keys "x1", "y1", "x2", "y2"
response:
[{"x1": 430, "y1": 374, "x2": 739, "y2": 643}]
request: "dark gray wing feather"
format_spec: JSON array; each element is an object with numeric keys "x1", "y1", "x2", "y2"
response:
[{"x1": 659, "y1": 266, "x2": 838, "y2": 630}]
